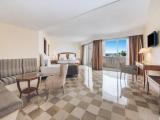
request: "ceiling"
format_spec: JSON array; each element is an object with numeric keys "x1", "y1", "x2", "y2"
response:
[{"x1": 0, "y1": 0, "x2": 150, "y2": 42}]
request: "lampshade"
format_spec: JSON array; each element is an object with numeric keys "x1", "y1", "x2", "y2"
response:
[{"x1": 139, "y1": 48, "x2": 147, "y2": 54}]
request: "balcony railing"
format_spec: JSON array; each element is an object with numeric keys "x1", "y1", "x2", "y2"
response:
[{"x1": 103, "y1": 56, "x2": 126, "y2": 68}]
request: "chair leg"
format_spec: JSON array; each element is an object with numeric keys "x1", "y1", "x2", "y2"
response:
[
  {"x1": 120, "y1": 72, "x2": 122, "y2": 81},
  {"x1": 62, "y1": 86, "x2": 64, "y2": 94},
  {"x1": 136, "y1": 74, "x2": 138, "y2": 81},
  {"x1": 45, "y1": 89, "x2": 49, "y2": 101},
  {"x1": 124, "y1": 73, "x2": 127, "y2": 86},
  {"x1": 132, "y1": 74, "x2": 134, "y2": 82}
]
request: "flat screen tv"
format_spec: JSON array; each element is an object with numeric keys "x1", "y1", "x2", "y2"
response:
[{"x1": 148, "y1": 31, "x2": 158, "y2": 47}]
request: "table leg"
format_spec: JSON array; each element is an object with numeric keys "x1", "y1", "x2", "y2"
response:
[
  {"x1": 28, "y1": 81, "x2": 31, "y2": 99},
  {"x1": 143, "y1": 70, "x2": 146, "y2": 88},
  {"x1": 17, "y1": 81, "x2": 22, "y2": 98},
  {"x1": 147, "y1": 76, "x2": 149, "y2": 94},
  {"x1": 159, "y1": 86, "x2": 160, "y2": 114},
  {"x1": 36, "y1": 78, "x2": 40, "y2": 95}
]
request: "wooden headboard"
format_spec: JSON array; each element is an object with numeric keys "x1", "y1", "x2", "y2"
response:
[{"x1": 58, "y1": 52, "x2": 76, "y2": 60}]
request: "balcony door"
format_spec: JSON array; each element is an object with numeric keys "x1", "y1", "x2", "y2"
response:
[
  {"x1": 103, "y1": 38, "x2": 128, "y2": 70},
  {"x1": 84, "y1": 43, "x2": 93, "y2": 67}
]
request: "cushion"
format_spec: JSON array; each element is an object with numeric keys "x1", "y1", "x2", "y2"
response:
[
  {"x1": 59, "y1": 54, "x2": 67, "y2": 60},
  {"x1": 41, "y1": 54, "x2": 49, "y2": 66},
  {"x1": 23, "y1": 58, "x2": 37, "y2": 73},
  {"x1": 0, "y1": 59, "x2": 22, "y2": 78},
  {"x1": 0, "y1": 85, "x2": 22, "y2": 118},
  {"x1": 69, "y1": 54, "x2": 76, "y2": 60},
  {"x1": 0, "y1": 81, "x2": 4, "y2": 87},
  {"x1": 0, "y1": 76, "x2": 16, "y2": 85}
]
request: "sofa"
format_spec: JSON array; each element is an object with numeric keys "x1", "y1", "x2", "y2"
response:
[{"x1": 0, "y1": 58, "x2": 37, "y2": 118}]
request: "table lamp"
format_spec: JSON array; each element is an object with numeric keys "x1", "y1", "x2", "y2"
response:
[{"x1": 139, "y1": 48, "x2": 147, "y2": 62}]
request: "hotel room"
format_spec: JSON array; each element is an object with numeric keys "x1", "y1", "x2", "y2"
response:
[{"x1": 0, "y1": 0, "x2": 160, "y2": 120}]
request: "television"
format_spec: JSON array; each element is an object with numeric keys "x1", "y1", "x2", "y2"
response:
[{"x1": 148, "y1": 31, "x2": 158, "y2": 47}]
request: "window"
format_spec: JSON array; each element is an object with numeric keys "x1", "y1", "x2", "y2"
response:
[
  {"x1": 104, "y1": 38, "x2": 127, "y2": 57},
  {"x1": 103, "y1": 38, "x2": 128, "y2": 69}
]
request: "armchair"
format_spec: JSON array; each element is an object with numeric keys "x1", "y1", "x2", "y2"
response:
[{"x1": 45, "y1": 64, "x2": 68, "y2": 97}]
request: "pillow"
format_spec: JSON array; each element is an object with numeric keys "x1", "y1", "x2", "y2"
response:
[
  {"x1": 59, "y1": 54, "x2": 67, "y2": 60},
  {"x1": 69, "y1": 54, "x2": 76, "y2": 60},
  {"x1": 41, "y1": 54, "x2": 51, "y2": 66}
]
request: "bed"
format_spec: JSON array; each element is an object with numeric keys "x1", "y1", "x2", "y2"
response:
[
  {"x1": 40, "y1": 52, "x2": 79, "y2": 77},
  {"x1": 57, "y1": 52, "x2": 80, "y2": 64}
]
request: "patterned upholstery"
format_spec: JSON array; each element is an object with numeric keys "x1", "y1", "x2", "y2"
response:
[
  {"x1": 0, "y1": 81, "x2": 4, "y2": 86},
  {"x1": 0, "y1": 76, "x2": 17, "y2": 85},
  {"x1": 0, "y1": 84, "x2": 23, "y2": 118},
  {"x1": 0, "y1": 59, "x2": 22, "y2": 78},
  {"x1": 46, "y1": 64, "x2": 68, "y2": 92},
  {"x1": 22, "y1": 58, "x2": 37, "y2": 73},
  {"x1": 0, "y1": 59, "x2": 22, "y2": 85},
  {"x1": 0, "y1": 58, "x2": 37, "y2": 85}
]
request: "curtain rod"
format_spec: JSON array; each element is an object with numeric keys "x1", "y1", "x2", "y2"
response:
[{"x1": 82, "y1": 34, "x2": 144, "y2": 46}]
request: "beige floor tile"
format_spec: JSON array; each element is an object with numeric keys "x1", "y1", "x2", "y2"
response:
[
  {"x1": 82, "y1": 96, "x2": 92, "y2": 103},
  {"x1": 111, "y1": 113, "x2": 125, "y2": 120},
  {"x1": 98, "y1": 108, "x2": 111, "y2": 120},
  {"x1": 40, "y1": 102, "x2": 53, "y2": 111},
  {"x1": 125, "y1": 109, "x2": 139, "y2": 120},
  {"x1": 23, "y1": 104, "x2": 38, "y2": 114},
  {"x1": 112, "y1": 105, "x2": 125, "y2": 116},
  {"x1": 77, "y1": 101, "x2": 89, "y2": 109},
  {"x1": 79, "y1": 90, "x2": 88, "y2": 96},
  {"x1": 53, "y1": 110, "x2": 69, "y2": 120},
  {"x1": 91, "y1": 99, "x2": 102, "y2": 107},
  {"x1": 56, "y1": 100, "x2": 67, "y2": 108},
  {"x1": 81, "y1": 111, "x2": 96, "y2": 120},
  {"x1": 96, "y1": 116, "x2": 106, "y2": 120},
  {"x1": 87, "y1": 105, "x2": 100, "y2": 115},
  {"x1": 69, "y1": 98, "x2": 80, "y2": 106},
  {"x1": 34, "y1": 112, "x2": 51, "y2": 120},
  {"x1": 63, "y1": 103, "x2": 75, "y2": 113},
  {"x1": 68, "y1": 91, "x2": 78, "y2": 97},
  {"x1": 47, "y1": 105, "x2": 59, "y2": 116},
  {"x1": 101, "y1": 101, "x2": 112, "y2": 111},
  {"x1": 28, "y1": 108, "x2": 43, "y2": 119},
  {"x1": 71, "y1": 107, "x2": 85, "y2": 119},
  {"x1": 66, "y1": 115, "x2": 79, "y2": 120}
]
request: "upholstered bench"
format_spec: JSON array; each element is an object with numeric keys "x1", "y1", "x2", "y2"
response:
[
  {"x1": 0, "y1": 58, "x2": 37, "y2": 118},
  {"x1": 0, "y1": 84, "x2": 22, "y2": 118}
]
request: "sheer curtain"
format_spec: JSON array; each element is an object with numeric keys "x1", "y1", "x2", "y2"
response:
[{"x1": 83, "y1": 43, "x2": 93, "y2": 66}]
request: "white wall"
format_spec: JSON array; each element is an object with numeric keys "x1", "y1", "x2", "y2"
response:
[
  {"x1": 144, "y1": 0, "x2": 160, "y2": 65},
  {"x1": 49, "y1": 39, "x2": 81, "y2": 60},
  {"x1": 0, "y1": 22, "x2": 39, "y2": 59},
  {"x1": 38, "y1": 31, "x2": 51, "y2": 56}
]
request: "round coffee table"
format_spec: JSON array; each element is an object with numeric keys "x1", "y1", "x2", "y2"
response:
[{"x1": 16, "y1": 72, "x2": 40, "y2": 98}]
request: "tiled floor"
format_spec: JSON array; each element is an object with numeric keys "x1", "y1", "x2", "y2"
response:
[{"x1": 16, "y1": 66, "x2": 160, "y2": 120}]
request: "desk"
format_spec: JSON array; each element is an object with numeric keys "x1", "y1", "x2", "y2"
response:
[
  {"x1": 136, "y1": 62, "x2": 160, "y2": 88},
  {"x1": 147, "y1": 75, "x2": 160, "y2": 114}
]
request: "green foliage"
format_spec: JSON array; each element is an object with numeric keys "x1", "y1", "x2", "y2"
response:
[{"x1": 118, "y1": 50, "x2": 126, "y2": 56}]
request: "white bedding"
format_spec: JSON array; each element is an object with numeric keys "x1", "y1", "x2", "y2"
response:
[
  {"x1": 40, "y1": 64, "x2": 60, "y2": 76},
  {"x1": 58, "y1": 60, "x2": 79, "y2": 64}
]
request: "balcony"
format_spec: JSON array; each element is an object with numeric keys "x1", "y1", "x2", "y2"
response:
[{"x1": 103, "y1": 56, "x2": 126, "y2": 69}]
